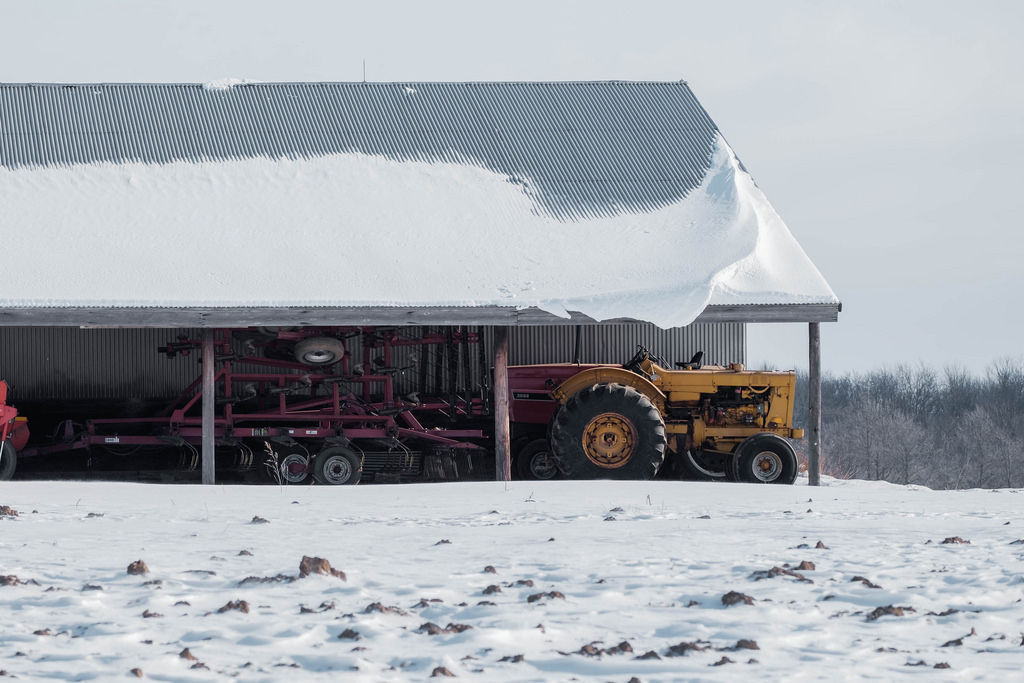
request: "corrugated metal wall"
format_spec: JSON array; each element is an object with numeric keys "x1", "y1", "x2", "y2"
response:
[
  {"x1": 0, "y1": 324, "x2": 744, "y2": 402},
  {"x1": 0, "y1": 327, "x2": 201, "y2": 400},
  {"x1": 503, "y1": 323, "x2": 744, "y2": 367}
]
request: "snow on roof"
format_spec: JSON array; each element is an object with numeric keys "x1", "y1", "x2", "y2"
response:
[{"x1": 0, "y1": 82, "x2": 838, "y2": 327}]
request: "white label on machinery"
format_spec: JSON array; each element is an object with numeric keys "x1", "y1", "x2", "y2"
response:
[{"x1": 105, "y1": 437, "x2": 120, "y2": 444}]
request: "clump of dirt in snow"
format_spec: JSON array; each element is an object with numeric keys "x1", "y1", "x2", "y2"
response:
[
  {"x1": 526, "y1": 591, "x2": 565, "y2": 603},
  {"x1": 217, "y1": 600, "x2": 250, "y2": 614},
  {"x1": 722, "y1": 591, "x2": 755, "y2": 606},
  {"x1": 431, "y1": 667, "x2": 456, "y2": 677},
  {"x1": 851, "y1": 576, "x2": 882, "y2": 589},
  {"x1": 0, "y1": 505, "x2": 18, "y2": 517},
  {"x1": 300, "y1": 601, "x2": 335, "y2": 614},
  {"x1": 749, "y1": 566, "x2": 812, "y2": 583},
  {"x1": 418, "y1": 622, "x2": 473, "y2": 635},
  {"x1": 238, "y1": 573, "x2": 295, "y2": 586},
  {"x1": 941, "y1": 536, "x2": 970, "y2": 544},
  {"x1": 941, "y1": 628, "x2": 977, "y2": 647},
  {"x1": 412, "y1": 598, "x2": 444, "y2": 608},
  {"x1": 666, "y1": 640, "x2": 710, "y2": 656},
  {"x1": 298, "y1": 556, "x2": 346, "y2": 580},
  {"x1": 126, "y1": 560, "x2": 149, "y2": 575},
  {"x1": 569, "y1": 640, "x2": 633, "y2": 656},
  {"x1": 866, "y1": 605, "x2": 914, "y2": 621},
  {"x1": 366, "y1": 602, "x2": 408, "y2": 616}
]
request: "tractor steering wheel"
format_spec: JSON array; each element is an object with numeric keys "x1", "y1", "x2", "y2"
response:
[{"x1": 623, "y1": 345, "x2": 650, "y2": 374}]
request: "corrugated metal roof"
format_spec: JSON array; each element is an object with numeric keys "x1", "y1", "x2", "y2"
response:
[{"x1": 0, "y1": 81, "x2": 719, "y2": 220}]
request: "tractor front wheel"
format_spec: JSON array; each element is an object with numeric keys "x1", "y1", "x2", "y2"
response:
[
  {"x1": 730, "y1": 434, "x2": 798, "y2": 485},
  {"x1": 551, "y1": 383, "x2": 666, "y2": 480}
]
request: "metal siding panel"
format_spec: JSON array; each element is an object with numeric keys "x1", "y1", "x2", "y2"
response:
[
  {"x1": 491, "y1": 323, "x2": 745, "y2": 367},
  {"x1": 0, "y1": 327, "x2": 202, "y2": 400}
]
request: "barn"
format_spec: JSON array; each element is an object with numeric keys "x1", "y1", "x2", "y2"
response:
[{"x1": 0, "y1": 80, "x2": 839, "y2": 483}]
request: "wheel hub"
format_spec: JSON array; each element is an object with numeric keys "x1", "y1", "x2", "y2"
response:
[
  {"x1": 530, "y1": 451, "x2": 558, "y2": 479},
  {"x1": 279, "y1": 453, "x2": 309, "y2": 484},
  {"x1": 323, "y1": 456, "x2": 352, "y2": 484},
  {"x1": 752, "y1": 451, "x2": 781, "y2": 482},
  {"x1": 582, "y1": 413, "x2": 636, "y2": 468}
]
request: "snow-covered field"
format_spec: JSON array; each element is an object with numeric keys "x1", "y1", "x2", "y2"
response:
[{"x1": 2, "y1": 477, "x2": 1022, "y2": 681}]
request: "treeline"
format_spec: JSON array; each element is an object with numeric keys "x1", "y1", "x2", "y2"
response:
[{"x1": 791, "y1": 359, "x2": 1024, "y2": 489}]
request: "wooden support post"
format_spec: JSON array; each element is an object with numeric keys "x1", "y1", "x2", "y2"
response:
[
  {"x1": 493, "y1": 326, "x2": 511, "y2": 481},
  {"x1": 201, "y1": 328, "x2": 216, "y2": 485},
  {"x1": 808, "y1": 322, "x2": 822, "y2": 486}
]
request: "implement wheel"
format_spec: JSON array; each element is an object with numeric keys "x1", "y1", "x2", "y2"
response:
[
  {"x1": 277, "y1": 452, "x2": 311, "y2": 484},
  {"x1": 313, "y1": 446, "x2": 362, "y2": 485},
  {"x1": 730, "y1": 433, "x2": 799, "y2": 485},
  {"x1": 551, "y1": 383, "x2": 666, "y2": 480},
  {"x1": 517, "y1": 439, "x2": 560, "y2": 480},
  {"x1": 0, "y1": 443, "x2": 16, "y2": 480},
  {"x1": 293, "y1": 337, "x2": 345, "y2": 366}
]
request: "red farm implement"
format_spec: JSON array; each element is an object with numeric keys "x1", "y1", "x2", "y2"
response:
[
  {"x1": 19, "y1": 327, "x2": 491, "y2": 484},
  {"x1": 1, "y1": 380, "x2": 29, "y2": 479}
]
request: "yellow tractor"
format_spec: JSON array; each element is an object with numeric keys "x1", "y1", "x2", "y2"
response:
[{"x1": 543, "y1": 347, "x2": 804, "y2": 484}]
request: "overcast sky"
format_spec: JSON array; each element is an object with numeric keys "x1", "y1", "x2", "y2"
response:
[{"x1": 3, "y1": 0, "x2": 1021, "y2": 376}]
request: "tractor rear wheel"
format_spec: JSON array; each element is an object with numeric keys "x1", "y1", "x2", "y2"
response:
[
  {"x1": 730, "y1": 434, "x2": 798, "y2": 485},
  {"x1": 313, "y1": 446, "x2": 362, "y2": 485},
  {"x1": 0, "y1": 443, "x2": 16, "y2": 480},
  {"x1": 551, "y1": 383, "x2": 666, "y2": 480}
]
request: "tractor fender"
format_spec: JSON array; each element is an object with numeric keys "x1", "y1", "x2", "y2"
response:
[{"x1": 550, "y1": 367, "x2": 666, "y2": 412}]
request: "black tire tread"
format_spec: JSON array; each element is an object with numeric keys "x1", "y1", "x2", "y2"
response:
[
  {"x1": 0, "y1": 442, "x2": 16, "y2": 480},
  {"x1": 516, "y1": 438, "x2": 560, "y2": 480},
  {"x1": 551, "y1": 383, "x2": 666, "y2": 480},
  {"x1": 729, "y1": 433, "x2": 798, "y2": 485},
  {"x1": 313, "y1": 446, "x2": 362, "y2": 485}
]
